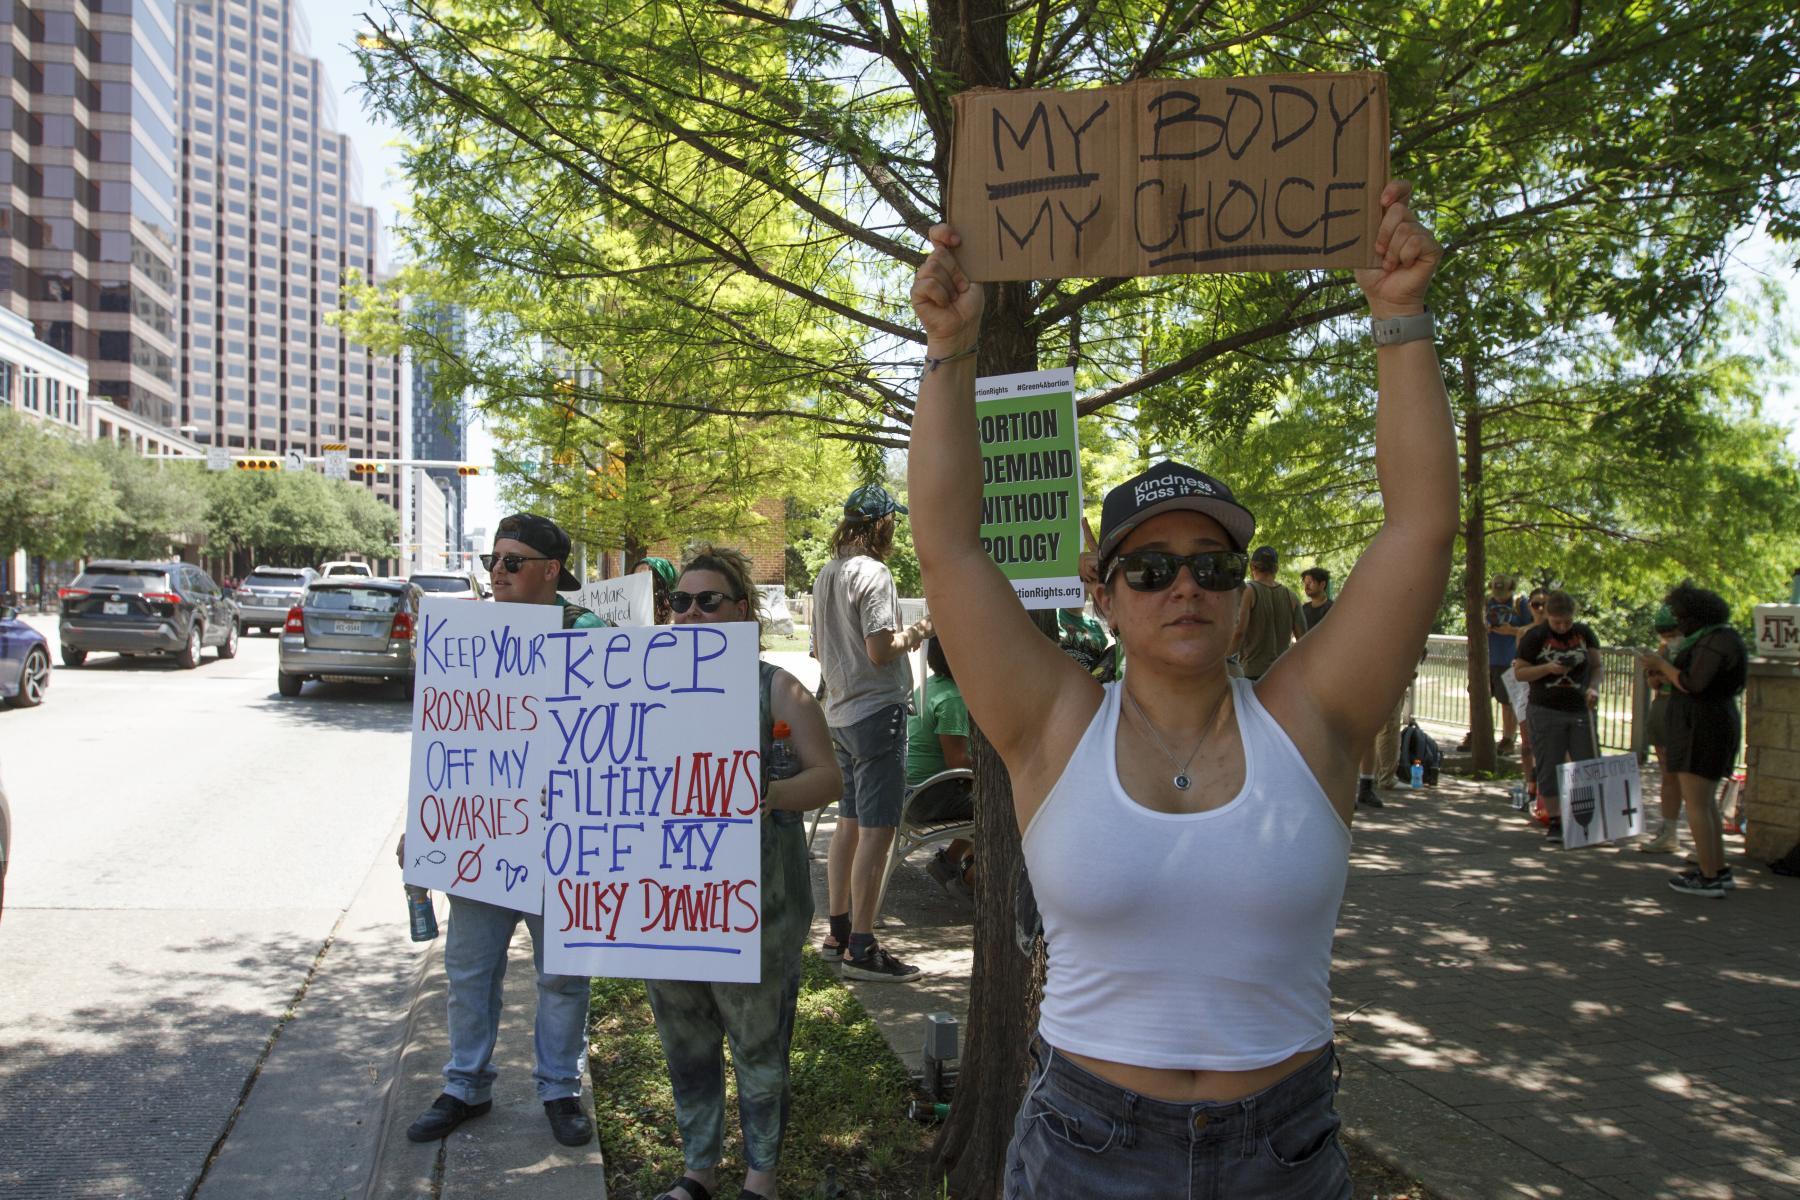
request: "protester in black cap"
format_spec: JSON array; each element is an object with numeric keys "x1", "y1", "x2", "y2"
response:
[
  {"x1": 907, "y1": 182, "x2": 1453, "y2": 1199},
  {"x1": 811, "y1": 483, "x2": 934, "y2": 981},
  {"x1": 1237, "y1": 545, "x2": 1305, "y2": 679},
  {"x1": 402, "y1": 512, "x2": 603, "y2": 1149}
]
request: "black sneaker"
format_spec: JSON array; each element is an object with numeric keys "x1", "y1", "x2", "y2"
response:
[
  {"x1": 926, "y1": 849, "x2": 960, "y2": 892},
  {"x1": 1544, "y1": 818, "x2": 1563, "y2": 843},
  {"x1": 1679, "y1": 864, "x2": 1736, "y2": 890},
  {"x1": 407, "y1": 1093, "x2": 492, "y2": 1142},
  {"x1": 842, "y1": 944, "x2": 922, "y2": 982},
  {"x1": 544, "y1": 1096, "x2": 594, "y2": 1146},
  {"x1": 1668, "y1": 872, "x2": 1727, "y2": 899}
]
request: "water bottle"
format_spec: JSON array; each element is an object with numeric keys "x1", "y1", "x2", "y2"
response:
[
  {"x1": 406, "y1": 885, "x2": 438, "y2": 942},
  {"x1": 767, "y1": 720, "x2": 802, "y2": 782},
  {"x1": 1410, "y1": 759, "x2": 1425, "y2": 789}
]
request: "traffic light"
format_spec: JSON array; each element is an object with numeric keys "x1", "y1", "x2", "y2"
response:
[
  {"x1": 457, "y1": 465, "x2": 480, "y2": 476},
  {"x1": 236, "y1": 457, "x2": 280, "y2": 471},
  {"x1": 351, "y1": 462, "x2": 386, "y2": 475}
]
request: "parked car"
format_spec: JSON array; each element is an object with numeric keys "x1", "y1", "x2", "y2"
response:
[
  {"x1": 0, "y1": 605, "x2": 51, "y2": 708},
  {"x1": 0, "y1": 769, "x2": 10, "y2": 921},
  {"x1": 278, "y1": 577, "x2": 420, "y2": 699},
  {"x1": 234, "y1": 566, "x2": 319, "y2": 635},
  {"x1": 408, "y1": 568, "x2": 487, "y2": 601},
  {"x1": 58, "y1": 560, "x2": 239, "y2": 669},
  {"x1": 319, "y1": 560, "x2": 374, "y2": 579}
]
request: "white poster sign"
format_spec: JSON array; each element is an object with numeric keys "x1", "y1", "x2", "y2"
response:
[
  {"x1": 562, "y1": 573, "x2": 655, "y2": 627},
  {"x1": 541, "y1": 623, "x2": 761, "y2": 981},
  {"x1": 1557, "y1": 754, "x2": 1645, "y2": 849},
  {"x1": 403, "y1": 597, "x2": 562, "y2": 911},
  {"x1": 1754, "y1": 604, "x2": 1800, "y2": 659}
]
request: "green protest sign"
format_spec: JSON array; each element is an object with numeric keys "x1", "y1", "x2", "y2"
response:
[{"x1": 977, "y1": 368, "x2": 1084, "y2": 610}]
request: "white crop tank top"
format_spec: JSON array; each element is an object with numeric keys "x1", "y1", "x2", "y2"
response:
[{"x1": 1023, "y1": 677, "x2": 1351, "y2": 1071}]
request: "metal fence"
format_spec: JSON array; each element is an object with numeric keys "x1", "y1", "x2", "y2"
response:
[{"x1": 1414, "y1": 635, "x2": 1649, "y2": 757}]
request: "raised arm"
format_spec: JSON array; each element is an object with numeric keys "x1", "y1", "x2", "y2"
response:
[
  {"x1": 1263, "y1": 183, "x2": 1459, "y2": 755},
  {"x1": 907, "y1": 228, "x2": 1099, "y2": 796}
]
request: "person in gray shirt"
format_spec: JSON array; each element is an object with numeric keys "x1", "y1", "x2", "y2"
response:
[{"x1": 813, "y1": 484, "x2": 934, "y2": 981}]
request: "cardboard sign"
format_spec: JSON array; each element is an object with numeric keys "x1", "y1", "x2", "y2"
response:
[
  {"x1": 564, "y1": 573, "x2": 654, "y2": 627},
  {"x1": 1558, "y1": 754, "x2": 1645, "y2": 849},
  {"x1": 977, "y1": 368, "x2": 1085, "y2": 609},
  {"x1": 540, "y1": 623, "x2": 761, "y2": 981},
  {"x1": 1754, "y1": 605, "x2": 1800, "y2": 659},
  {"x1": 948, "y1": 73, "x2": 1388, "y2": 281},
  {"x1": 404, "y1": 597, "x2": 562, "y2": 912}
]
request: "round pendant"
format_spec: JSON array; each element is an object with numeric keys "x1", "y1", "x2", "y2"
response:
[{"x1": 1174, "y1": 773, "x2": 1191, "y2": 791}]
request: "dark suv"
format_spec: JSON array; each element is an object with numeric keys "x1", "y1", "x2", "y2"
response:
[{"x1": 59, "y1": 560, "x2": 240, "y2": 669}]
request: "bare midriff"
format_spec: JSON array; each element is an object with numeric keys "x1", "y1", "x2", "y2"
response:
[{"x1": 1059, "y1": 1043, "x2": 1327, "y2": 1104}]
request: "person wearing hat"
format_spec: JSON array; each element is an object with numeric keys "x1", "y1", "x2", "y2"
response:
[
  {"x1": 812, "y1": 482, "x2": 934, "y2": 981},
  {"x1": 1237, "y1": 545, "x2": 1305, "y2": 680},
  {"x1": 404, "y1": 512, "x2": 604, "y2": 1148},
  {"x1": 1637, "y1": 603, "x2": 1685, "y2": 854},
  {"x1": 635, "y1": 555, "x2": 678, "y2": 624},
  {"x1": 906, "y1": 182, "x2": 1452, "y2": 1197}
]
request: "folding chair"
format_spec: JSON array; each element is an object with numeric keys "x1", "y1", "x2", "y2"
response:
[{"x1": 872, "y1": 767, "x2": 975, "y2": 921}]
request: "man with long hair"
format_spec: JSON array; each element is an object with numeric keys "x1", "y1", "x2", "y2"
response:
[{"x1": 812, "y1": 485, "x2": 934, "y2": 980}]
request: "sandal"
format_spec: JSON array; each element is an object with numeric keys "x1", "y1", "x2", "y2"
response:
[
  {"x1": 655, "y1": 1179, "x2": 712, "y2": 1200},
  {"x1": 818, "y1": 935, "x2": 843, "y2": 962}
]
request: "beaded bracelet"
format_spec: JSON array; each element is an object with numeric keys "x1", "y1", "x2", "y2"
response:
[{"x1": 923, "y1": 345, "x2": 977, "y2": 373}]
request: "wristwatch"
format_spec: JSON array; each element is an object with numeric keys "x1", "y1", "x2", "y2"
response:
[{"x1": 1371, "y1": 307, "x2": 1434, "y2": 346}]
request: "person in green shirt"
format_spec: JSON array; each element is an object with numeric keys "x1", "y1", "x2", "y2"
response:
[{"x1": 906, "y1": 637, "x2": 974, "y2": 896}]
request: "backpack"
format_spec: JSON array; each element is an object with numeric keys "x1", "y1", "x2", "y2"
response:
[{"x1": 1397, "y1": 719, "x2": 1442, "y2": 786}]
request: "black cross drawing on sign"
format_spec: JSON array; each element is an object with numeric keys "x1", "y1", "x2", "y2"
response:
[{"x1": 1621, "y1": 785, "x2": 1639, "y2": 828}]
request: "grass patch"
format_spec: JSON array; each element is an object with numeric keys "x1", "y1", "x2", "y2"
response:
[
  {"x1": 590, "y1": 950, "x2": 941, "y2": 1200},
  {"x1": 762, "y1": 625, "x2": 810, "y2": 655}
]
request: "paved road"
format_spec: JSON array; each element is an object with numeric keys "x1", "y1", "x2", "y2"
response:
[{"x1": 0, "y1": 619, "x2": 410, "y2": 1199}]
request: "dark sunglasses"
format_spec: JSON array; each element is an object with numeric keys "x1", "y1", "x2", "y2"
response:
[
  {"x1": 480, "y1": 552, "x2": 552, "y2": 574},
  {"x1": 1529, "y1": 601, "x2": 1545, "y2": 610},
  {"x1": 669, "y1": 589, "x2": 741, "y2": 615},
  {"x1": 1104, "y1": 550, "x2": 1248, "y2": 593}
]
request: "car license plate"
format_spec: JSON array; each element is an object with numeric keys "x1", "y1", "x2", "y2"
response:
[
  {"x1": 103, "y1": 602, "x2": 128, "y2": 615},
  {"x1": 333, "y1": 619, "x2": 364, "y2": 634}
]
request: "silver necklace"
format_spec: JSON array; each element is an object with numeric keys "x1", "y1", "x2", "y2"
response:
[{"x1": 1123, "y1": 684, "x2": 1232, "y2": 791}]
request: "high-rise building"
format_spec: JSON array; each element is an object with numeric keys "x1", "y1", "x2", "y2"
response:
[
  {"x1": 1, "y1": 0, "x2": 183, "y2": 427},
  {"x1": 411, "y1": 300, "x2": 465, "y2": 553},
  {"x1": 175, "y1": 0, "x2": 400, "y2": 507}
]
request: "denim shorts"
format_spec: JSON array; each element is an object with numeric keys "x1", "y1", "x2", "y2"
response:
[
  {"x1": 830, "y1": 702, "x2": 908, "y2": 829},
  {"x1": 1004, "y1": 1040, "x2": 1350, "y2": 1200}
]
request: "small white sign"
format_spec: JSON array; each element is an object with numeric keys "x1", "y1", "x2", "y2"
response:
[
  {"x1": 1754, "y1": 604, "x2": 1800, "y2": 660},
  {"x1": 285, "y1": 448, "x2": 306, "y2": 472},
  {"x1": 1558, "y1": 754, "x2": 1645, "y2": 849},
  {"x1": 324, "y1": 448, "x2": 350, "y2": 481},
  {"x1": 206, "y1": 446, "x2": 231, "y2": 472},
  {"x1": 562, "y1": 573, "x2": 654, "y2": 627}
]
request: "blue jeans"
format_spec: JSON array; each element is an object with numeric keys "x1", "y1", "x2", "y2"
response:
[
  {"x1": 442, "y1": 894, "x2": 590, "y2": 1104},
  {"x1": 1004, "y1": 1041, "x2": 1350, "y2": 1200}
]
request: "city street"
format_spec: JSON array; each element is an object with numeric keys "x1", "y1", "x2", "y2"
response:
[{"x1": 0, "y1": 618, "x2": 412, "y2": 1199}]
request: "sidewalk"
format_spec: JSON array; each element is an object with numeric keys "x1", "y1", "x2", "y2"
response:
[{"x1": 818, "y1": 771, "x2": 1800, "y2": 1200}]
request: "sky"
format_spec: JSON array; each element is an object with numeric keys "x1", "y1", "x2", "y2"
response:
[
  {"x1": 294, "y1": 0, "x2": 502, "y2": 542},
  {"x1": 293, "y1": 0, "x2": 1800, "y2": 549}
]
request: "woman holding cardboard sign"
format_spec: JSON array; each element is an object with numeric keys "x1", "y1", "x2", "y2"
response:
[
  {"x1": 643, "y1": 547, "x2": 839, "y2": 1200},
  {"x1": 908, "y1": 181, "x2": 1453, "y2": 1198}
]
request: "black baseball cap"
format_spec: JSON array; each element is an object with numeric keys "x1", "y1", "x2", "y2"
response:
[
  {"x1": 1097, "y1": 462, "x2": 1256, "y2": 570},
  {"x1": 495, "y1": 512, "x2": 581, "y2": 590},
  {"x1": 845, "y1": 483, "x2": 907, "y2": 520},
  {"x1": 1250, "y1": 546, "x2": 1279, "y2": 568}
]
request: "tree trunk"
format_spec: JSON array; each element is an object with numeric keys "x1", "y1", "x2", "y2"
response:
[
  {"x1": 1460, "y1": 357, "x2": 1495, "y2": 773},
  {"x1": 932, "y1": 615, "x2": 1053, "y2": 1199}
]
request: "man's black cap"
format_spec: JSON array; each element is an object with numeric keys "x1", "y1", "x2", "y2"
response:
[
  {"x1": 1250, "y1": 545, "x2": 1279, "y2": 568},
  {"x1": 1097, "y1": 461, "x2": 1256, "y2": 570},
  {"x1": 495, "y1": 512, "x2": 581, "y2": 590}
]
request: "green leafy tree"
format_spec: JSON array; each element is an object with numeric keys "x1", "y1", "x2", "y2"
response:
[
  {"x1": 84, "y1": 443, "x2": 210, "y2": 560},
  {"x1": 0, "y1": 412, "x2": 119, "y2": 567}
]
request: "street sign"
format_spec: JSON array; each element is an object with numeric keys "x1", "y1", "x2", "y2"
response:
[
  {"x1": 324, "y1": 448, "x2": 350, "y2": 481},
  {"x1": 284, "y1": 448, "x2": 306, "y2": 472},
  {"x1": 206, "y1": 447, "x2": 231, "y2": 472}
]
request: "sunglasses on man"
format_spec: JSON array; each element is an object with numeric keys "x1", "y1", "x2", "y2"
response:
[
  {"x1": 669, "y1": 589, "x2": 742, "y2": 615},
  {"x1": 480, "y1": 552, "x2": 553, "y2": 574},
  {"x1": 1103, "y1": 550, "x2": 1248, "y2": 593}
]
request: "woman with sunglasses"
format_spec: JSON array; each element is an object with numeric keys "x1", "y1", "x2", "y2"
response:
[
  {"x1": 907, "y1": 182, "x2": 1455, "y2": 1199},
  {"x1": 644, "y1": 547, "x2": 839, "y2": 1200}
]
